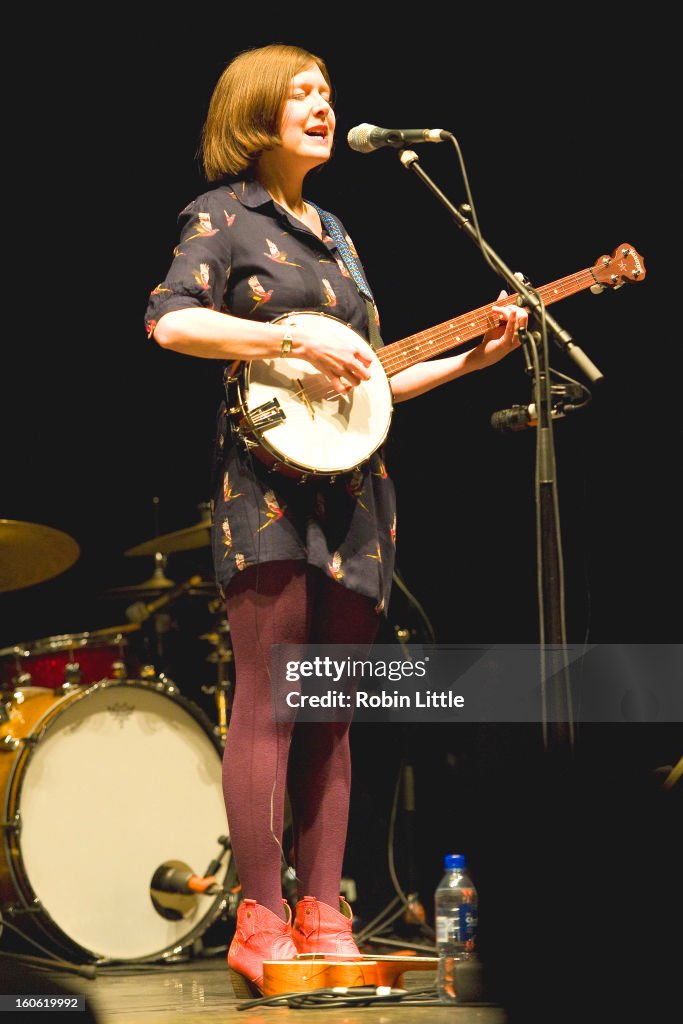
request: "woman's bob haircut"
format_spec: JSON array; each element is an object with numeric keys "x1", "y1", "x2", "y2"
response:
[{"x1": 201, "y1": 44, "x2": 332, "y2": 181}]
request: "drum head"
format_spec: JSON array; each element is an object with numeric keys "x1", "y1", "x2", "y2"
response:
[{"x1": 13, "y1": 680, "x2": 229, "y2": 961}]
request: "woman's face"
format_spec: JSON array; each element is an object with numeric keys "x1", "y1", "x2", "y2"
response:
[{"x1": 277, "y1": 63, "x2": 335, "y2": 168}]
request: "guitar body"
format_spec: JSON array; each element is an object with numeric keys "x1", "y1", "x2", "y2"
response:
[
  {"x1": 235, "y1": 312, "x2": 393, "y2": 481},
  {"x1": 261, "y1": 953, "x2": 438, "y2": 997}
]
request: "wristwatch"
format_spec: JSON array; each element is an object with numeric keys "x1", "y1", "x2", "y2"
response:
[{"x1": 281, "y1": 330, "x2": 294, "y2": 356}]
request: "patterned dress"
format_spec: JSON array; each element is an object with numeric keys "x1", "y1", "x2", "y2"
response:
[{"x1": 145, "y1": 177, "x2": 396, "y2": 613}]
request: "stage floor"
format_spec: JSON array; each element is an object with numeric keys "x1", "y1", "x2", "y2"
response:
[{"x1": 4, "y1": 954, "x2": 508, "y2": 1023}]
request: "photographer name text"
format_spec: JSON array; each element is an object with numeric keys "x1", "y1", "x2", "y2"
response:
[{"x1": 284, "y1": 690, "x2": 464, "y2": 709}]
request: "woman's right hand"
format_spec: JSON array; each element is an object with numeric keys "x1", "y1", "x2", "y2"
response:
[{"x1": 281, "y1": 314, "x2": 373, "y2": 395}]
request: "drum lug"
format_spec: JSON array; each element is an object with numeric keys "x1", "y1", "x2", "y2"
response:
[
  {"x1": 3, "y1": 898, "x2": 42, "y2": 917},
  {"x1": 13, "y1": 672, "x2": 32, "y2": 688},
  {"x1": 55, "y1": 681, "x2": 81, "y2": 697},
  {"x1": 63, "y1": 662, "x2": 82, "y2": 686},
  {"x1": 155, "y1": 675, "x2": 179, "y2": 695},
  {"x1": 2, "y1": 732, "x2": 38, "y2": 750},
  {"x1": 2, "y1": 809, "x2": 21, "y2": 834}
]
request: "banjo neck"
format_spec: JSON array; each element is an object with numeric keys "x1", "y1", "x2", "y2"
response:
[{"x1": 375, "y1": 247, "x2": 643, "y2": 378}]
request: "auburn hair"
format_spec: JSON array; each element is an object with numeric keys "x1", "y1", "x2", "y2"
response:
[{"x1": 201, "y1": 44, "x2": 332, "y2": 180}]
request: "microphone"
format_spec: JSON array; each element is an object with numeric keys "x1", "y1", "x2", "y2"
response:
[
  {"x1": 490, "y1": 403, "x2": 566, "y2": 432},
  {"x1": 347, "y1": 123, "x2": 449, "y2": 153},
  {"x1": 151, "y1": 865, "x2": 222, "y2": 896}
]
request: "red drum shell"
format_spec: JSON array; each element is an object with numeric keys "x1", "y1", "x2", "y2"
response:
[{"x1": 0, "y1": 629, "x2": 137, "y2": 689}]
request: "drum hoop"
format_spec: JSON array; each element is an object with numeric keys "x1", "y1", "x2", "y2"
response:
[
  {"x1": 2, "y1": 631, "x2": 135, "y2": 659},
  {"x1": 11, "y1": 677, "x2": 224, "y2": 765},
  {"x1": 2, "y1": 677, "x2": 228, "y2": 963}
]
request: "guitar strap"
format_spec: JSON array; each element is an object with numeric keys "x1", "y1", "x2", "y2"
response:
[{"x1": 309, "y1": 203, "x2": 383, "y2": 351}]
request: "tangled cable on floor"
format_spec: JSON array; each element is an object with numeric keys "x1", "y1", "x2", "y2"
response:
[{"x1": 235, "y1": 983, "x2": 442, "y2": 1010}]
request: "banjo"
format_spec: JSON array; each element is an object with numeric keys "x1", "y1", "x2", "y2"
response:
[{"x1": 230, "y1": 244, "x2": 645, "y2": 481}]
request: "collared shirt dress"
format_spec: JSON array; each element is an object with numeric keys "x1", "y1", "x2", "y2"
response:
[{"x1": 145, "y1": 177, "x2": 396, "y2": 613}]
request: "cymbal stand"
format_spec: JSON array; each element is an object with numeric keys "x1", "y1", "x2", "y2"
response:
[{"x1": 201, "y1": 597, "x2": 234, "y2": 745}]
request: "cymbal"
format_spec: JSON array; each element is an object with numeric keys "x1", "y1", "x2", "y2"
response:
[
  {"x1": 106, "y1": 570, "x2": 176, "y2": 596},
  {"x1": 125, "y1": 517, "x2": 212, "y2": 557},
  {"x1": 107, "y1": 580, "x2": 217, "y2": 601},
  {"x1": 0, "y1": 519, "x2": 80, "y2": 594}
]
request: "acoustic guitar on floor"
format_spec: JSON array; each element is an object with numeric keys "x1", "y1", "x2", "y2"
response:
[{"x1": 260, "y1": 952, "x2": 438, "y2": 996}]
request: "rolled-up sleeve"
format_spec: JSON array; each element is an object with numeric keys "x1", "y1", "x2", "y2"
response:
[{"x1": 144, "y1": 194, "x2": 233, "y2": 338}]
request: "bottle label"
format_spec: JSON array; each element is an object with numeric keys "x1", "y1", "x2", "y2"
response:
[
  {"x1": 436, "y1": 904, "x2": 478, "y2": 948},
  {"x1": 459, "y1": 903, "x2": 478, "y2": 949}
]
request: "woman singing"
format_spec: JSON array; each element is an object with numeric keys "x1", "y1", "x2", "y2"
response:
[{"x1": 145, "y1": 43, "x2": 526, "y2": 996}]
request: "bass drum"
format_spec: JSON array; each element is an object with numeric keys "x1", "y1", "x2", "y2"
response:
[{"x1": 0, "y1": 679, "x2": 231, "y2": 963}]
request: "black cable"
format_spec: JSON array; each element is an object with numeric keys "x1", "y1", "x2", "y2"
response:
[
  {"x1": 0, "y1": 919, "x2": 95, "y2": 977},
  {"x1": 354, "y1": 757, "x2": 435, "y2": 952},
  {"x1": 0, "y1": 949, "x2": 96, "y2": 980},
  {"x1": 444, "y1": 134, "x2": 505, "y2": 282},
  {"x1": 235, "y1": 983, "x2": 441, "y2": 1011},
  {"x1": 391, "y1": 566, "x2": 436, "y2": 643}
]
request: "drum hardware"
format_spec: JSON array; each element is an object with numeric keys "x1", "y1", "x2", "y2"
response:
[
  {"x1": 124, "y1": 574, "x2": 205, "y2": 625},
  {"x1": 120, "y1": 573, "x2": 208, "y2": 682},
  {"x1": 0, "y1": 519, "x2": 80, "y2": 594},
  {"x1": 199, "y1": 616, "x2": 234, "y2": 745},
  {"x1": 201, "y1": 679, "x2": 232, "y2": 746},
  {"x1": 204, "y1": 651, "x2": 233, "y2": 664}
]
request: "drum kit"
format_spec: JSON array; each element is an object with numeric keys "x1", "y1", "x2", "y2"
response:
[{"x1": 0, "y1": 511, "x2": 239, "y2": 966}]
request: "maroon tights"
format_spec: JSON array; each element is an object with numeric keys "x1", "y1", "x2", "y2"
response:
[{"x1": 222, "y1": 560, "x2": 379, "y2": 919}]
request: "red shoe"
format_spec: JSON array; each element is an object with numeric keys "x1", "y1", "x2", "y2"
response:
[
  {"x1": 291, "y1": 895, "x2": 361, "y2": 957},
  {"x1": 227, "y1": 898, "x2": 298, "y2": 997}
]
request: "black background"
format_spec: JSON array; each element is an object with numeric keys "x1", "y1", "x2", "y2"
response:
[{"x1": 2, "y1": 19, "x2": 679, "y2": 1016}]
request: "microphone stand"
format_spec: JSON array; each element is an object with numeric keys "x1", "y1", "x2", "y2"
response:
[{"x1": 398, "y1": 148, "x2": 605, "y2": 752}]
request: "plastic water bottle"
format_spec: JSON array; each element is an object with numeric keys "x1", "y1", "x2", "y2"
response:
[{"x1": 434, "y1": 853, "x2": 478, "y2": 1004}]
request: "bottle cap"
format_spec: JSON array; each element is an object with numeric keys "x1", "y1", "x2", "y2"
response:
[{"x1": 444, "y1": 853, "x2": 465, "y2": 870}]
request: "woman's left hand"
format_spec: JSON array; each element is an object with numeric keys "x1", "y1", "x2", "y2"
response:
[{"x1": 474, "y1": 289, "x2": 529, "y2": 368}]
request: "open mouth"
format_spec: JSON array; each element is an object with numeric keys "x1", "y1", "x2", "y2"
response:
[{"x1": 305, "y1": 126, "x2": 329, "y2": 140}]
